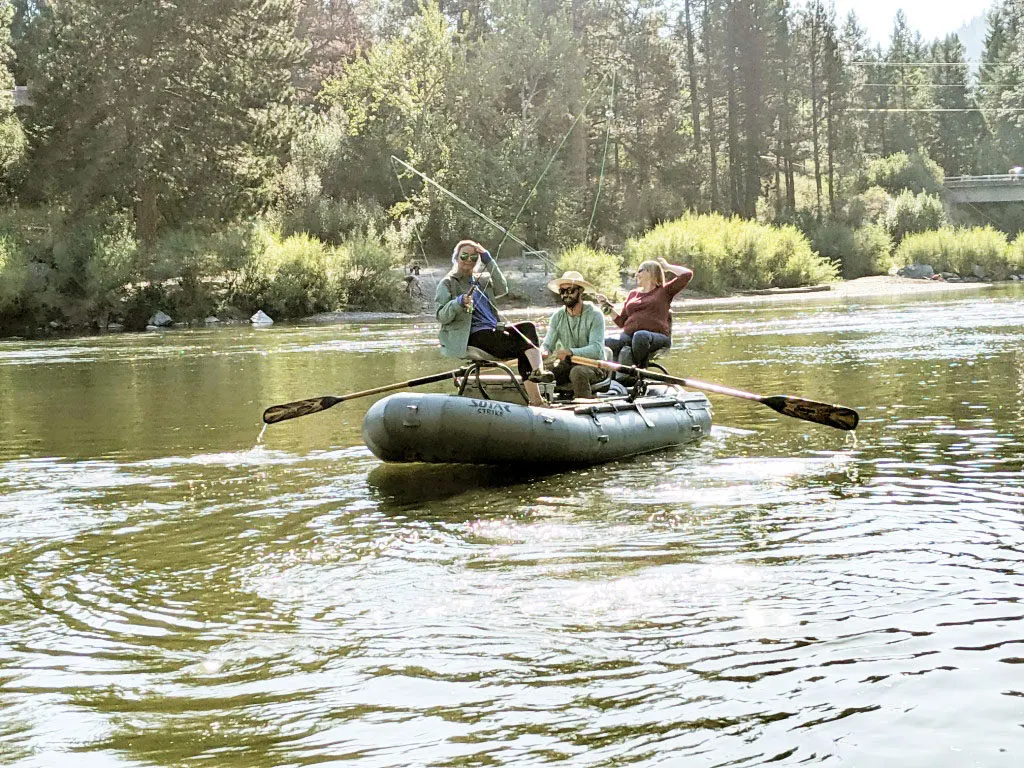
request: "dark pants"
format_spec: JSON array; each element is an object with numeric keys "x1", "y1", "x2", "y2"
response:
[
  {"x1": 552, "y1": 357, "x2": 604, "y2": 398},
  {"x1": 605, "y1": 331, "x2": 670, "y2": 382},
  {"x1": 467, "y1": 322, "x2": 539, "y2": 378}
]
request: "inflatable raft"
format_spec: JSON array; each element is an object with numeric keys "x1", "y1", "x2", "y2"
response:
[{"x1": 362, "y1": 387, "x2": 712, "y2": 466}]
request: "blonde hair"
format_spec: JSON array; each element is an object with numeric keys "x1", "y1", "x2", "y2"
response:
[{"x1": 637, "y1": 260, "x2": 665, "y2": 286}]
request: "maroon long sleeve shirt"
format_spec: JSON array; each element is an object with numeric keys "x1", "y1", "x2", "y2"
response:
[{"x1": 612, "y1": 270, "x2": 692, "y2": 336}]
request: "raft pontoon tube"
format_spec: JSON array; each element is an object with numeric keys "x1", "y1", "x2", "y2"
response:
[{"x1": 361, "y1": 387, "x2": 712, "y2": 466}]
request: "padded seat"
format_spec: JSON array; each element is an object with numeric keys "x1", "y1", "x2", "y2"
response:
[
  {"x1": 458, "y1": 346, "x2": 530, "y2": 403},
  {"x1": 464, "y1": 346, "x2": 503, "y2": 363}
]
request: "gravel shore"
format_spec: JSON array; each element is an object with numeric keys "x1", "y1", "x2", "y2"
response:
[{"x1": 307, "y1": 263, "x2": 1002, "y2": 325}]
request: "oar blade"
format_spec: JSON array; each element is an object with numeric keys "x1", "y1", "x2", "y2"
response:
[
  {"x1": 764, "y1": 395, "x2": 859, "y2": 432},
  {"x1": 262, "y1": 396, "x2": 343, "y2": 425}
]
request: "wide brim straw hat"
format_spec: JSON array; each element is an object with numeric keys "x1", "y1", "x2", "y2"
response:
[{"x1": 547, "y1": 270, "x2": 597, "y2": 294}]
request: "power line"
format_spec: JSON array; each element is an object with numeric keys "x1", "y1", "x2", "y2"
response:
[
  {"x1": 859, "y1": 82, "x2": 997, "y2": 88},
  {"x1": 849, "y1": 61, "x2": 980, "y2": 66},
  {"x1": 848, "y1": 107, "x2": 1024, "y2": 113}
]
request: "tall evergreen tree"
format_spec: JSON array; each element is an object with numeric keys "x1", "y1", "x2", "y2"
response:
[{"x1": 25, "y1": 0, "x2": 304, "y2": 244}]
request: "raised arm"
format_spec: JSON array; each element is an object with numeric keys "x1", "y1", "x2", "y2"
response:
[
  {"x1": 658, "y1": 257, "x2": 694, "y2": 296},
  {"x1": 477, "y1": 248, "x2": 508, "y2": 298}
]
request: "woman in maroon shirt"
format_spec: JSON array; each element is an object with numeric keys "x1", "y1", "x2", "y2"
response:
[{"x1": 597, "y1": 257, "x2": 693, "y2": 373}]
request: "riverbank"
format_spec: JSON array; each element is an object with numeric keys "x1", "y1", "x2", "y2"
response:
[{"x1": 306, "y1": 269, "x2": 1005, "y2": 326}]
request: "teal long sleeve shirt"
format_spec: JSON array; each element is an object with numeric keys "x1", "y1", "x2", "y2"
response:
[
  {"x1": 540, "y1": 302, "x2": 606, "y2": 361},
  {"x1": 435, "y1": 259, "x2": 508, "y2": 359}
]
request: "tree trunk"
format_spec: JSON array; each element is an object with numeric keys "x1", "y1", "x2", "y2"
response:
[
  {"x1": 809, "y1": 10, "x2": 822, "y2": 220},
  {"x1": 703, "y1": 1, "x2": 719, "y2": 210},
  {"x1": 134, "y1": 177, "x2": 159, "y2": 248},
  {"x1": 726, "y1": 3, "x2": 740, "y2": 214},
  {"x1": 685, "y1": 0, "x2": 702, "y2": 148}
]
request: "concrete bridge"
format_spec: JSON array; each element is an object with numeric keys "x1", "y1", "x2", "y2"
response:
[{"x1": 943, "y1": 174, "x2": 1024, "y2": 204}]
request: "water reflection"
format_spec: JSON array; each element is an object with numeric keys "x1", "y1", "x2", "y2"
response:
[
  {"x1": 366, "y1": 463, "x2": 548, "y2": 508},
  {"x1": 2, "y1": 287, "x2": 1024, "y2": 766}
]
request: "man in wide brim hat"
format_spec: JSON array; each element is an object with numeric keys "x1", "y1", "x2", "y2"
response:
[
  {"x1": 547, "y1": 270, "x2": 597, "y2": 295},
  {"x1": 539, "y1": 269, "x2": 607, "y2": 398}
]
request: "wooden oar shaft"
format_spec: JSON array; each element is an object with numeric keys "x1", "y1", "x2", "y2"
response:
[
  {"x1": 263, "y1": 367, "x2": 468, "y2": 425},
  {"x1": 572, "y1": 356, "x2": 754, "y2": 398},
  {"x1": 571, "y1": 356, "x2": 859, "y2": 431}
]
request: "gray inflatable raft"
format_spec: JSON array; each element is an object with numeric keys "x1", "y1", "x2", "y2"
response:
[{"x1": 362, "y1": 387, "x2": 712, "y2": 466}]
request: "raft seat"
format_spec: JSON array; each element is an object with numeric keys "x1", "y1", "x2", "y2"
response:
[{"x1": 458, "y1": 346, "x2": 532, "y2": 403}]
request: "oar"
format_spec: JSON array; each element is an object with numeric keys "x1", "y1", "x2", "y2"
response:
[
  {"x1": 572, "y1": 356, "x2": 859, "y2": 431},
  {"x1": 262, "y1": 367, "x2": 469, "y2": 425}
]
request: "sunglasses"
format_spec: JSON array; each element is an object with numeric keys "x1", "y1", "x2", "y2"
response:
[
  {"x1": 558, "y1": 286, "x2": 582, "y2": 296},
  {"x1": 458, "y1": 252, "x2": 478, "y2": 261}
]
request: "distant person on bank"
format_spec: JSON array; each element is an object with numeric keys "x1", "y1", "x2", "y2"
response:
[
  {"x1": 597, "y1": 257, "x2": 693, "y2": 376},
  {"x1": 540, "y1": 271, "x2": 607, "y2": 398},
  {"x1": 435, "y1": 239, "x2": 545, "y2": 406}
]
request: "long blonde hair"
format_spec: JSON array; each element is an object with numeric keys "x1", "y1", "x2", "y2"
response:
[{"x1": 637, "y1": 260, "x2": 665, "y2": 286}]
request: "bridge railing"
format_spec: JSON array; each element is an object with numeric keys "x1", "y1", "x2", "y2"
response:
[{"x1": 944, "y1": 174, "x2": 1024, "y2": 188}]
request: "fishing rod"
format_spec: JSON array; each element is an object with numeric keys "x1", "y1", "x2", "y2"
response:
[{"x1": 390, "y1": 156, "x2": 557, "y2": 271}]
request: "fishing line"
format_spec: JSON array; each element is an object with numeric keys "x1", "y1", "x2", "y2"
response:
[
  {"x1": 390, "y1": 155, "x2": 547, "y2": 265},
  {"x1": 587, "y1": 69, "x2": 615, "y2": 244},
  {"x1": 393, "y1": 168, "x2": 439, "y2": 300},
  {"x1": 498, "y1": 69, "x2": 616, "y2": 258}
]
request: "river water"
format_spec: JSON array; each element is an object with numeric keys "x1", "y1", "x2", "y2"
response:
[{"x1": 1, "y1": 286, "x2": 1022, "y2": 766}]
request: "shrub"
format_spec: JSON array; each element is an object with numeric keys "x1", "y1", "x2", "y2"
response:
[
  {"x1": 841, "y1": 186, "x2": 894, "y2": 228},
  {"x1": 624, "y1": 213, "x2": 838, "y2": 295},
  {"x1": 340, "y1": 234, "x2": 409, "y2": 310},
  {"x1": 883, "y1": 191, "x2": 947, "y2": 244},
  {"x1": 145, "y1": 229, "x2": 224, "y2": 320},
  {"x1": 233, "y1": 226, "x2": 349, "y2": 317},
  {"x1": 554, "y1": 244, "x2": 622, "y2": 297},
  {"x1": 861, "y1": 150, "x2": 944, "y2": 195},
  {"x1": 0, "y1": 235, "x2": 29, "y2": 312},
  {"x1": 47, "y1": 208, "x2": 139, "y2": 326},
  {"x1": 851, "y1": 224, "x2": 895, "y2": 278},
  {"x1": 811, "y1": 220, "x2": 891, "y2": 279},
  {"x1": 893, "y1": 227, "x2": 1018, "y2": 279}
]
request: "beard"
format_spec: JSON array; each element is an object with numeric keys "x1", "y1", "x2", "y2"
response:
[{"x1": 561, "y1": 292, "x2": 582, "y2": 309}]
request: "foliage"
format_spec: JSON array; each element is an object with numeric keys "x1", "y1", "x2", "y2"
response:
[
  {"x1": 554, "y1": 245, "x2": 622, "y2": 298},
  {"x1": 883, "y1": 191, "x2": 947, "y2": 244},
  {"x1": 340, "y1": 234, "x2": 409, "y2": 310},
  {"x1": 24, "y1": 0, "x2": 304, "y2": 243},
  {"x1": 859, "y1": 151, "x2": 945, "y2": 196},
  {"x1": 7, "y1": 1, "x2": 1024, "y2": 333},
  {"x1": 624, "y1": 213, "x2": 838, "y2": 295},
  {"x1": 44, "y1": 207, "x2": 139, "y2": 326},
  {"x1": 894, "y1": 227, "x2": 1022, "y2": 279},
  {"x1": 232, "y1": 227, "x2": 348, "y2": 317},
  {"x1": 0, "y1": 2, "x2": 25, "y2": 195},
  {"x1": 811, "y1": 220, "x2": 892, "y2": 278},
  {"x1": 0, "y1": 233, "x2": 28, "y2": 311},
  {"x1": 841, "y1": 187, "x2": 894, "y2": 228}
]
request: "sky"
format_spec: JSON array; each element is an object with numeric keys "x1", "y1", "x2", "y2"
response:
[{"x1": 827, "y1": 0, "x2": 992, "y2": 46}]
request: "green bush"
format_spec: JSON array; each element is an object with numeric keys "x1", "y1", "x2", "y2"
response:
[
  {"x1": 860, "y1": 150, "x2": 944, "y2": 196},
  {"x1": 554, "y1": 244, "x2": 623, "y2": 297},
  {"x1": 893, "y1": 227, "x2": 1020, "y2": 279},
  {"x1": 851, "y1": 224, "x2": 895, "y2": 278},
  {"x1": 624, "y1": 213, "x2": 838, "y2": 295},
  {"x1": 0, "y1": 234, "x2": 29, "y2": 312},
  {"x1": 233, "y1": 226, "x2": 349, "y2": 317},
  {"x1": 46, "y1": 208, "x2": 139, "y2": 326},
  {"x1": 811, "y1": 220, "x2": 891, "y2": 279},
  {"x1": 841, "y1": 186, "x2": 894, "y2": 228},
  {"x1": 883, "y1": 191, "x2": 947, "y2": 244},
  {"x1": 340, "y1": 234, "x2": 409, "y2": 310}
]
